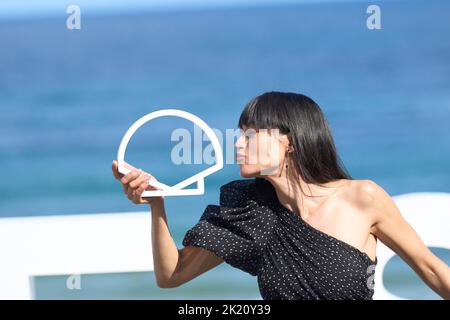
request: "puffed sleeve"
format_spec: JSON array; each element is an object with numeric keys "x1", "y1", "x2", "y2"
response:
[{"x1": 182, "y1": 179, "x2": 277, "y2": 276}]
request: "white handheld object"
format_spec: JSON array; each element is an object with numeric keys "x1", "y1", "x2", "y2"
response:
[
  {"x1": 117, "y1": 165, "x2": 173, "y2": 191},
  {"x1": 116, "y1": 109, "x2": 224, "y2": 197}
]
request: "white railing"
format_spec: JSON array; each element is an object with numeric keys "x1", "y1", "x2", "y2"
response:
[
  {"x1": 0, "y1": 211, "x2": 154, "y2": 299},
  {"x1": 0, "y1": 192, "x2": 448, "y2": 299}
]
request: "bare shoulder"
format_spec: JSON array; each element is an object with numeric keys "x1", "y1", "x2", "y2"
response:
[
  {"x1": 342, "y1": 179, "x2": 395, "y2": 220},
  {"x1": 339, "y1": 179, "x2": 386, "y2": 202}
]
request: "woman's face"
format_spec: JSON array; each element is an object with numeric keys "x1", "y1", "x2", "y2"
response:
[{"x1": 235, "y1": 125, "x2": 291, "y2": 178}]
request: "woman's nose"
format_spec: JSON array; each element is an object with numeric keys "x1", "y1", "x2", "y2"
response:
[{"x1": 235, "y1": 135, "x2": 245, "y2": 149}]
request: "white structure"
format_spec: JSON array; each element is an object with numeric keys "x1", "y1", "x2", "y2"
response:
[
  {"x1": 117, "y1": 109, "x2": 224, "y2": 197},
  {"x1": 372, "y1": 192, "x2": 450, "y2": 299},
  {"x1": 0, "y1": 192, "x2": 448, "y2": 299},
  {"x1": 0, "y1": 212, "x2": 154, "y2": 299}
]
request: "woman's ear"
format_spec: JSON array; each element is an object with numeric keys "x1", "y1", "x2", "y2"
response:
[
  {"x1": 286, "y1": 134, "x2": 294, "y2": 153},
  {"x1": 287, "y1": 144, "x2": 294, "y2": 153}
]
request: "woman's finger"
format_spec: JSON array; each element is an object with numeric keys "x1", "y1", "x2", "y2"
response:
[
  {"x1": 127, "y1": 183, "x2": 135, "y2": 198},
  {"x1": 122, "y1": 183, "x2": 129, "y2": 194},
  {"x1": 129, "y1": 172, "x2": 149, "y2": 189},
  {"x1": 111, "y1": 160, "x2": 123, "y2": 180},
  {"x1": 127, "y1": 190, "x2": 134, "y2": 201},
  {"x1": 132, "y1": 193, "x2": 145, "y2": 204},
  {"x1": 121, "y1": 170, "x2": 140, "y2": 184},
  {"x1": 128, "y1": 185, "x2": 142, "y2": 202},
  {"x1": 134, "y1": 182, "x2": 149, "y2": 196}
]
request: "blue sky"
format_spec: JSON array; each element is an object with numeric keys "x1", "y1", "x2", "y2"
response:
[{"x1": 0, "y1": 0, "x2": 378, "y2": 19}]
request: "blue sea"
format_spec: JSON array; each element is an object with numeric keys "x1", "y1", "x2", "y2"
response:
[{"x1": 0, "y1": 0, "x2": 449, "y2": 299}]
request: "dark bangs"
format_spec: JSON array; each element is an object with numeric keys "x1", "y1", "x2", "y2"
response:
[{"x1": 238, "y1": 92, "x2": 292, "y2": 134}]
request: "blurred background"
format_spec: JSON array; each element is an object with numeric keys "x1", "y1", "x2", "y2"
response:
[{"x1": 0, "y1": 0, "x2": 449, "y2": 299}]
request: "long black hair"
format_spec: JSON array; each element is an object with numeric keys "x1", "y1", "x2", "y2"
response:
[{"x1": 238, "y1": 91, "x2": 352, "y2": 196}]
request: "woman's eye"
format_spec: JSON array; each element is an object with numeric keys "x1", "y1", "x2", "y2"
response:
[{"x1": 238, "y1": 127, "x2": 257, "y2": 142}]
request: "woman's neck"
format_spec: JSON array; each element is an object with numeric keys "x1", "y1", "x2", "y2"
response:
[{"x1": 264, "y1": 174, "x2": 345, "y2": 218}]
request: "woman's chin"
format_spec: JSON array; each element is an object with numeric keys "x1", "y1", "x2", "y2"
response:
[{"x1": 239, "y1": 166, "x2": 258, "y2": 178}]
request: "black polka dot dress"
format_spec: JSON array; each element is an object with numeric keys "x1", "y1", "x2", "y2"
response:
[{"x1": 182, "y1": 178, "x2": 378, "y2": 300}]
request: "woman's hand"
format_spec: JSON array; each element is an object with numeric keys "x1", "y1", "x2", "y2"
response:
[{"x1": 112, "y1": 160, "x2": 164, "y2": 206}]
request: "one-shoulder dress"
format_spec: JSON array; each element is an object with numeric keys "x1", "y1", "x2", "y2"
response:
[{"x1": 182, "y1": 178, "x2": 378, "y2": 300}]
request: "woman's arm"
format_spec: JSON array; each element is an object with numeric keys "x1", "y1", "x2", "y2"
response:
[
  {"x1": 149, "y1": 201, "x2": 224, "y2": 288},
  {"x1": 112, "y1": 161, "x2": 224, "y2": 288},
  {"x1": 363, "y1": 180, "x2": 450, "y2": 299}
]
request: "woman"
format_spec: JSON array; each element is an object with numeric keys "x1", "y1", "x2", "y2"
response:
[{"x1": 112, "y1": 91, "x2": 450, "y2": 300}]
